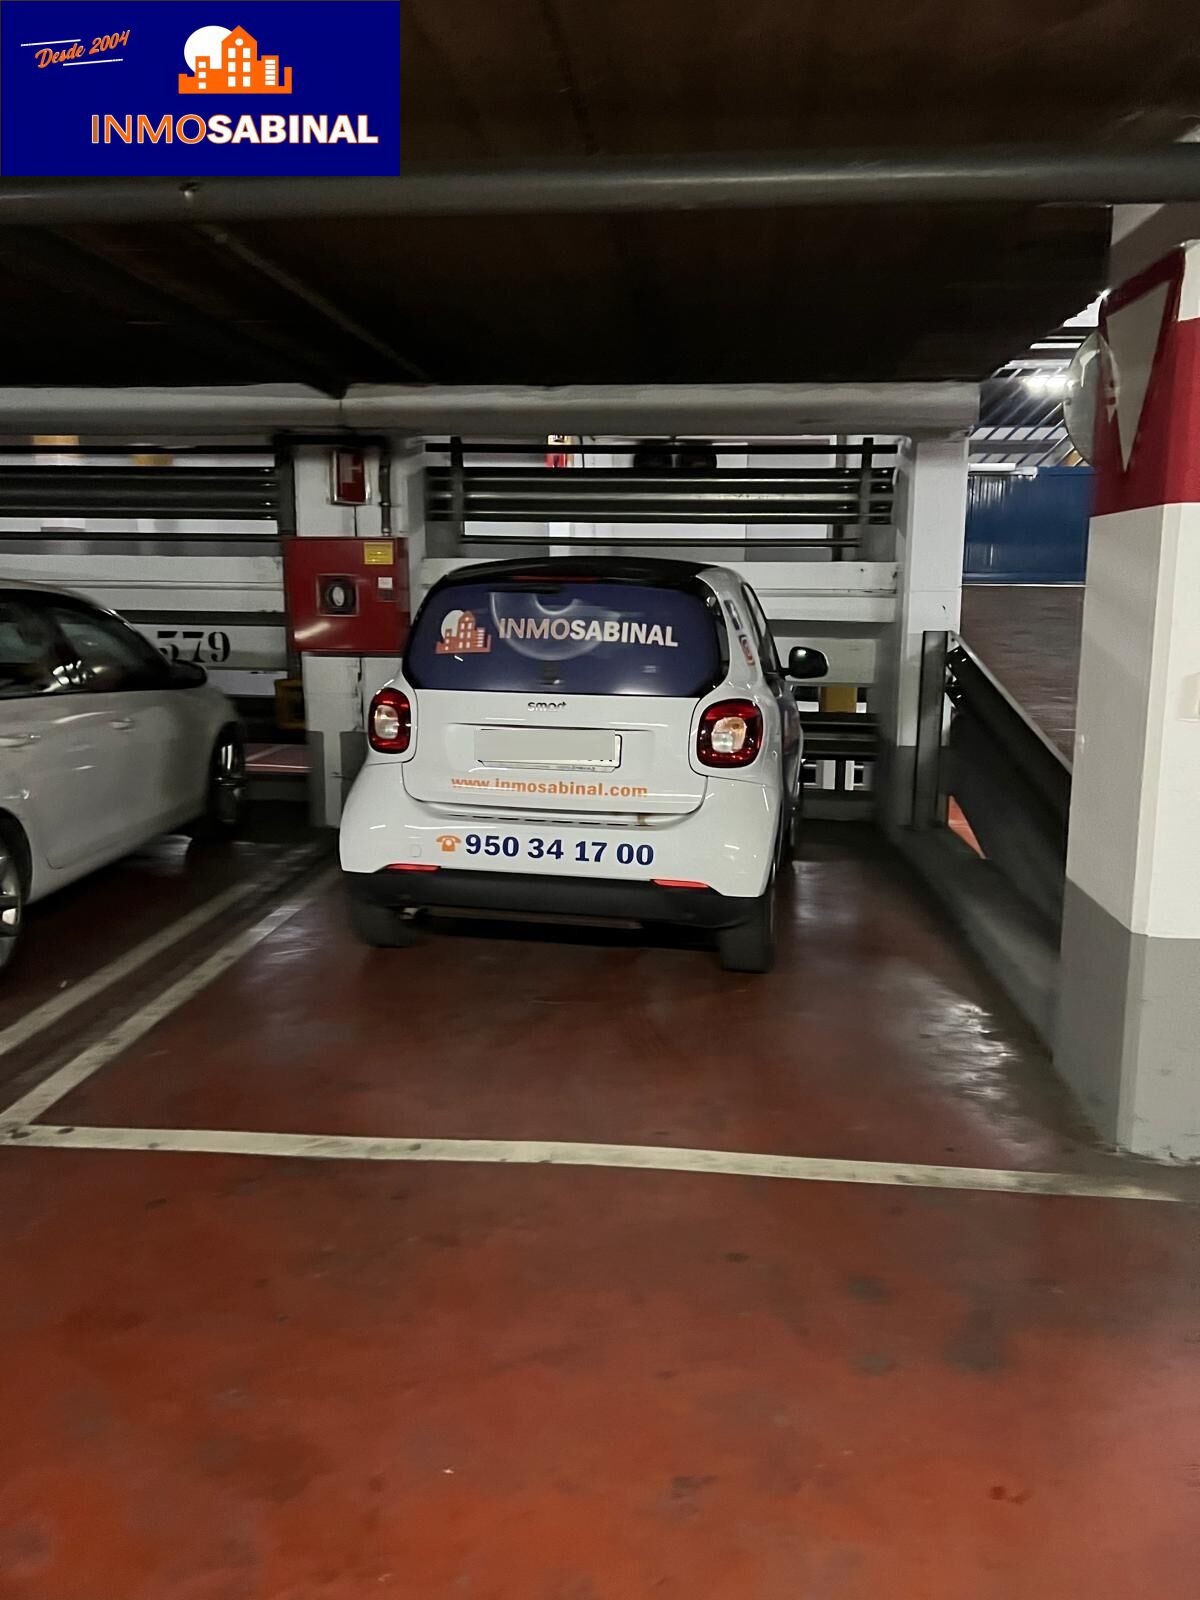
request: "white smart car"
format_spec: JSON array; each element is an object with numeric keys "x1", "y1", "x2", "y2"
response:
[
  {"x1": 0, "y1": 581, "x2": 246, "y2": 974},
  {"x1": 340, "y1": 557, "x2": 827, "y2": 971}
]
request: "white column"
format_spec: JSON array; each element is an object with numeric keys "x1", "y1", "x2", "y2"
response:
[
  {"x1": 1057, "y1": 242, "x2": 1200, "y2": 1158},
  {"x1": 874, "y1": 436, "x2": 968, "y2": 828},
  {"x1": 294, "y1": 444, "x2": 383, "y2": 827},
  {"x1": 364, "y1": 438, "x2": 425, "y2": 719}
]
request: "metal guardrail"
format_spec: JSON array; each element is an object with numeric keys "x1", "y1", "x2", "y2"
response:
[
  {"x1": 918, "y1": 631, "x2": 1072, "y2": 927},
  {"x1": 946, "y1": 638, "x2": 1071, "y2": 798}
]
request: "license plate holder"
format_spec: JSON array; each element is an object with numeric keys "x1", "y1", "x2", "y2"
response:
[{"x1": 475, "y1": 726, "x2": 621, "y2": 771}]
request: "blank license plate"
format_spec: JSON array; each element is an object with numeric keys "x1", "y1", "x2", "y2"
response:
[{"x1": 475, "y1": 726, "x2": 621, "y2": 770}]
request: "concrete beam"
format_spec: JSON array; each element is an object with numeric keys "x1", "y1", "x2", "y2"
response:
[{"x1": 0, "y1": 382, "x2": 978, "y2": 439}]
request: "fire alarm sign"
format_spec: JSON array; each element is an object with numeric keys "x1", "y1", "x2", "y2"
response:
[{"x1": 331, "y1": 450, "x2": 369, "y2": 505}]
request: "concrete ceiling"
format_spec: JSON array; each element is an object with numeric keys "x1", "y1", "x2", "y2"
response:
[{"x1": 2, "y1": 0, "x2": 1197, "y2": 394}]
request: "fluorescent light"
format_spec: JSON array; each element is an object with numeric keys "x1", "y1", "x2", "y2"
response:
[
  {"x1": 1024, "y1": 372, "x2": 1070, "y2": 396},
  {"x1": 1064, "y1": 294, "x2": 1104, "y2": 328}
]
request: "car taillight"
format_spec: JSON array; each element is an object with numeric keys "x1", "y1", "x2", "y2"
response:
[
  {"x1": 368, "y1": 686, "x2": 411, "y2": 753},
  {"x1": 696, "y1": 698, "x2": 763, "y2": 768}
]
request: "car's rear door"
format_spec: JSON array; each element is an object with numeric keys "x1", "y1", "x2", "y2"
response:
[
  {"x1": 0, "y1": 597, "x2": 72, "y2": 877},
  {"x1": 0, "y1": 594, "x2": 127, "y2": 872},
  {"x1": 401, "y1": 574, "x2": 727, "y2": 820},
  {"x1": 41, "y1": 598, "x2": 181, "y2": 856},
  {"x1": 50, "y1": 601, "x2": 211, "y2": 828}
]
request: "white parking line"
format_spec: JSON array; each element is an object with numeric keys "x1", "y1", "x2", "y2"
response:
[
  {"x1": 0, "y1": 869, "x2": 334, "y2": 1126},
  {"x1": 0, "y1": 1123, "x2": 1186, "y2": 1204},
  {"x1": 0, "y1": 845, "x2": 320, "y2": 1062}
]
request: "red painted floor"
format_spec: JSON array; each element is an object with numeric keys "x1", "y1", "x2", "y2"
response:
[
  {"x1": 1, "y1": 1152, "x2": 1197, "y2": 1600},
  {"x1": 0, "y1": 804, "x2": 317, "y2": 1040},
  {"x1": 0, "y1": 807, "x2": 324, "y2": 1117},
  {"x1": 247, "y1": 742, "x2": 312, "y2": 777},
  {"x1": 1, "y1": 822, "x2": 1198, "y2": 1598},
  {"x1": 44, "y1": 832, "x2": 1096, "y2": 1176}
]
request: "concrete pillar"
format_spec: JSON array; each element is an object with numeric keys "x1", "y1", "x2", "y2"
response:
[
  {"x1": 1056, "y1": 243, "x2": 1200, "y2": 1158},
  {"x1": 391, "y1": 439, "x2": 428, "y2": 608},
  {"x1": 358, "y1": 438, "x2": 426, "y2": 725},
  {"x1": 294, "y1": 444, "x2": 383, "y2": 828},
  {"x1": 873, "y1": 436, "x2": 968, "y2": 829}
]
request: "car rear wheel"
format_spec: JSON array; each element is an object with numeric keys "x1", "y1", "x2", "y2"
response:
[
  {"x1": 0, "y1": 830, "x2": 26, "y2": 977},
  {"x1": 348, "y1": 897, "x2": 419, "y2": 949},
  {"x1": 189, "y1": 729, "x2": 248, "y2": 843},
  {"x1": 716, "y1": 875, "x2": 776, "y2": 974}
]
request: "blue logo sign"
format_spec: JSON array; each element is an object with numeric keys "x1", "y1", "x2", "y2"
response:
[{"x1": 0, "y1": 0, "x2": 399, "y2": 174}]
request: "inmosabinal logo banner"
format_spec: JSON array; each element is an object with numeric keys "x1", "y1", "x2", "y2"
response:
[{"x1": 0, "y1": 0, "x2": 400, "y2": 175}]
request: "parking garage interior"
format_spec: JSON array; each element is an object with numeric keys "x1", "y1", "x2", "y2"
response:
[{"x1": 2, "y1": 4, "x2": 1200, "y2": 1596}]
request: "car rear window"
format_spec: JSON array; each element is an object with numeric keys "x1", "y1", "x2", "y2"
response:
[{"x1": 407, "y1": 579, "x2": 725, "y2": 696}]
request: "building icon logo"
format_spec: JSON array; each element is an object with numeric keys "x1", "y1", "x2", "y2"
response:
[
  {"x1": 435, "y1": 610, "x2": 492, "y2": 655},
  {"x1": 179, "y1": 24, "x2": 293, "y2": 95}
]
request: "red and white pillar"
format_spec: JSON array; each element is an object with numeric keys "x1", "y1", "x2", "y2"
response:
[{"x1": 1057, "y1": 244, "x2": 1200, "y2": 1157}]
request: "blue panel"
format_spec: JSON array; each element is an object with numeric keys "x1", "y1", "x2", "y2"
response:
[{"x1": 964, "y1": 467, "x2": 1092, "y2": 584}]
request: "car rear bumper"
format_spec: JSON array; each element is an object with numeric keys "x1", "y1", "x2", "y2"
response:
[
  {"x1": 339, "y1": 765, "x2": 780, "y2": 899},
  {"x1": 344, "y1": 867, "x2": 760, "y2": 929}
]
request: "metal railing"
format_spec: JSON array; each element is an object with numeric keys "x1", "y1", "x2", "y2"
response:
[
  {"x1": 425, "y1": 438, "x2": 893, "y2": 534},
  {"x1": 916, "y1": 631, "x2": 1071, "y2": 927},
  {"x1": 800, "y1": 709, "x2": 878, "y2": 817},
  {"x1": 0, "y1": 444, "x2": 286, "y2": 524}
]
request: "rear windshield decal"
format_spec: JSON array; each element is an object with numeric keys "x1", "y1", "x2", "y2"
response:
[
  {"x1": 496, "y1": 614, "x2": 678, "y2": 649},
  {"x1": 408, "y1": 581, "x2": 723, "y2": 697},
  {"x1": 435, "y1": 609, "x2": 492, "y2": 654}
]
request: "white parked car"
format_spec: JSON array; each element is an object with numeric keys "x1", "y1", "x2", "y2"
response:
[
  {"x1": 340, "y1": 558, "x2": 826, "y2": 972},
  {"x1": 0, "y1": 581, "x2": 247, "y2": 973}
]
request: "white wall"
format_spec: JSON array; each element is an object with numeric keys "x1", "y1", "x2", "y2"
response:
[{"x1": 1068, "y1": 501, "x2": 1200, "y2": 940}]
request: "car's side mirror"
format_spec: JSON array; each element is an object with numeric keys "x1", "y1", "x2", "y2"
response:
[
  {"x1": 787, "y1": 646, "x2": 829, "y2": 680},
  {"x1": 168, "y1": 660, "x2": 208, "y2": 689}
]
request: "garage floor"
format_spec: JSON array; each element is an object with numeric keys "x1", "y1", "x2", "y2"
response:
[{"x1": 1, "y1": 819, "x2": 1197, "y2": 1600}]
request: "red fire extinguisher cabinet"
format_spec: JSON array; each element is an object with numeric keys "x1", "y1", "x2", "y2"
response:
[{"x1": 283, "y1": 537, "x2": 410, "y2": 655}]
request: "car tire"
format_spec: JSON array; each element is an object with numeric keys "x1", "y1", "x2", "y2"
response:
[
  {"x1": 0, "y1": 823, "x2": 27, "y2": 978},
  {"x1": 716, "y1": 876, "x2": 776, "y2": 974},
  {"x1": 188, "y1": 728, "x2": 248, "y2": 844},
  {"x1": 348, "y1": 897, "x2": 419, "y2": 949}
]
